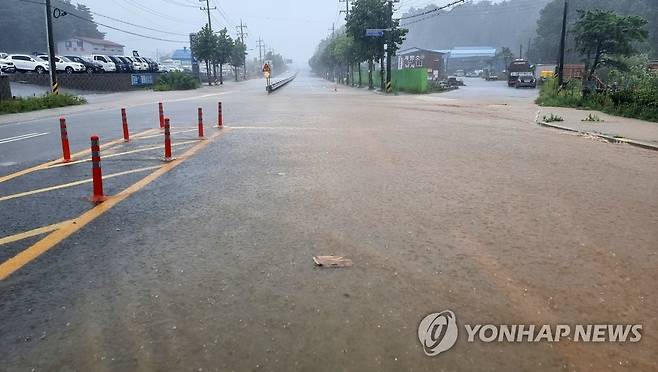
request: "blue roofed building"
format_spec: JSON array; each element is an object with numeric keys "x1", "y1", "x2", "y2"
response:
[
  {"x1": 441, "y1": 47, "x2": 498, "y2": 74},
  {"x1": 171, "y1": 47, "x2": 192, "y2": 67}
]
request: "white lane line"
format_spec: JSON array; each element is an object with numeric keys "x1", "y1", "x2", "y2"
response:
[
  {"x1": 0, "y1": 133, "x2": 45, "y2": 142},
  {"x1": 0, "y1": 132, "x2": 49, "y2": 145}
]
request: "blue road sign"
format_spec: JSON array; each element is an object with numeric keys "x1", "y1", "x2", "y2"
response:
[{"x1": 366, "y1": 29, "x2": 385, "y2": 37}]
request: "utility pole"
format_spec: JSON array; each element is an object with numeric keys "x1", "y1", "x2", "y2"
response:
[
  {"x1": 199, "y1": 0, "x2": 215, "y2": 30},
  {"x1": 200, "y1": 0, "x2": 216, "y2": 82},
  {"x1": 257, "y1": 37, "x2": 264, "y2": 67},
  {"x1": 340, "y1": 0, "x2": 350, "y2": 85},
  {"x1": 44, "y1": 0, "x2": 58, "y2": 95},
  {"x1": 236, "y1": 19, "x2": 248, "y2": 79},
  {"x1": 385, "y1": 0, "x2": 396, "y2": 93},
  {"x1": 520, "y1": 44, "x2": 523, "y2": 59},
  {"x1": 557, "y1": 0, "x2": 568, "y2": 87}
]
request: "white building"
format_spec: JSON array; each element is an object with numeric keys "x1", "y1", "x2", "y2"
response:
[{"x1": 57, "y1": 37, "x2": 125, "y2": 56}]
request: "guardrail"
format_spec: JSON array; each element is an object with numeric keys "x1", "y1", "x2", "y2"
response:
[{"x1": 267, "y1": 73, "x2": 297, "y2": 93}]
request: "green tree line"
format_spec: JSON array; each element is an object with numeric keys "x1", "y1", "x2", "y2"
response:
[
  {"x1": 191, "y1": 25, "x2": 246, "y2": 85},
  {"x1": 309, "y1": 0, "x2": 407, "y2": 90}
]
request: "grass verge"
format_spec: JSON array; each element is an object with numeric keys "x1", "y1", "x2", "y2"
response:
[
  {"x1": 0, "y1": 94, "x2": 86, "y2": 115},
  {"x1": 536, "y1": 78, "x2": 658, "y2": 123}
]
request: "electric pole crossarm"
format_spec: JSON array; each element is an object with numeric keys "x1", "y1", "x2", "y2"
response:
[{"x1": 199, "y1": 0, "x2": 216, "y2": 29}]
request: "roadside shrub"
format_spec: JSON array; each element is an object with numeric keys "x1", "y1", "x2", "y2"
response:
[
  {"x1": 543, "y1": 113, "x2": 564, "y2": 122},
  {"x1": 0, "y1": 94, "x2": 86, "y2": 115},
  {"x1": 582, "y1": 113, "x2": 603, "y2": 122},
  {"x1": 536, "y1": 73, "x2": 658, "y2": 122},
  {"x1": 154, "y1": 72, "x2": 200, "y2": 91}
]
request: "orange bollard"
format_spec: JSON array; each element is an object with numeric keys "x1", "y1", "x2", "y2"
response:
[
  {"x1": 59, "y1": 117, "x2": 71, "y2": 163},
  {"x1": 217, "y1": 102, "x2": 223, "y2": 128},
  {"x1": 121, "y1": 108, "x2": 130, "y2": 142},
  {"x1": 158, "y1": 102, "x2": 165, "y2": 128},
  {"x1": 90, "y1": 135, "x2": 107, "y2": 204},
  {"x1": 164, "y1": 118, "x2": 173, "y2": 161},
  {"x1": 198, "y1": 107, "x2": 205, "y2": 138}
]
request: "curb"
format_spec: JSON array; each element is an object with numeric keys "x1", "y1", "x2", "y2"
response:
[{"x1": 536, "y1": 121, "x2": 658, "y2": 152}]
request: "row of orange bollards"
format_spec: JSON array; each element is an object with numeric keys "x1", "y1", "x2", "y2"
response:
[{"x1": 58, "y1": 101, "x2": 225, "y2": 204}]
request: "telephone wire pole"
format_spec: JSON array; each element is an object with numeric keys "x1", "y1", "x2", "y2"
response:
[
  {"x1": 557, "y1": 0, "x2": 568, "y2": 87},
  {"x1": 45, "y1": 0, "x2": 58, "y2": 95},
  {"x1": 236, "y1": 19, "x2": 248, "y2": 79}
]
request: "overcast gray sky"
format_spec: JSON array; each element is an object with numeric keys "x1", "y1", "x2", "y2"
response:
[{"x1": 73, "y1": 0, "x2": 472, "y2": 65}]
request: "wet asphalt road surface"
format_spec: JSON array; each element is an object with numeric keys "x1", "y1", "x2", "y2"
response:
[{"x1": 1, "y1": 73, "x2": 657, "y2": 371}]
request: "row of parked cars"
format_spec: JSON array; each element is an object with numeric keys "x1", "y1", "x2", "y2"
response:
[{"x1": 0, "y1": 52, "x2": 185, "y2": 75}]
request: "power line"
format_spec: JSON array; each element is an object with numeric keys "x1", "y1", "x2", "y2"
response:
[
  {"x1": 121, "y1": 0, "x2": 196, "y2": 25},
  {"x1": 66, "y1": 12, "x2": 189, "y2": 43},
  {"x1": 16, "y1": 0, "x2": 189, "y2": 42},
  {"x1": 86, "y1": 9, "x2": 189, "y2": 36},
  {"x1": 399, "y1": 1, "x2": 544, "y2": 26},
  {"x1": 398, "y1": 0, "x2": 467, "y2": 20}
]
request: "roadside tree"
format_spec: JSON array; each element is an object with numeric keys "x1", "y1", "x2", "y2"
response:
[
  {"x1": 191, "y1": 24, "x2": 217, "y2": 86},
  {"x1": 573, "y1": 9, "x2": 648, "y2": 82},
  {"x1": 213, "y1": 28, "x2": 233, "y2": 85}
]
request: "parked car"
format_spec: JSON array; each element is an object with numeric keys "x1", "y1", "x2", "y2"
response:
[
  {"x1": 65, "y1": 55, "x2": 103, "y2": 74},
  {"x1": 447, "y1": 77, "x2": 465, "y2": 87},
  {"x1": 133, "y1": 57, "x2": 149, "y2": 71},
  {"x1": 90, "y1": 55, "x2": 117, "y2": 72},
  {"x1": 515, "y1": 73, "x2": 537, "y2": 89},
  {"x1": 0, "y1": 56, "x2": 16, "y2": 73},
  {"x1": 114, "y1": 56, "x2": 136, "y2": 72},
  {"x1": 108, "y1": 55, "x2": 132, "y2": 73},
  {"x1": 142, "y1": 57, "x2": 159, "y2": 72},
  {"x1": 37, "y1": 55, "x2": 85, "y2": 74},
  {"x1": 7, "y1": 54, "x2": 49, "y2": 74},
  {"x1": 485, "y1": 72, "x2": 499, "y2": 81},
  {"x1": 159, "y1": 63, "x2": 184, "y2": 73},
  {"x1": 0, "y1": 60, "x2": 16, "y2": 74},
  {"x1": 123, "y1": 56, "x2": 146, "y2": 71}
]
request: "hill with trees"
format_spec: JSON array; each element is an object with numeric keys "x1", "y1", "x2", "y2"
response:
[
  {"x1": 529, "y1": 0, "x2": 658, "y2": 64},
  {"x1": 0, "y1": 0, "x2": 104, "y2": 53},
  {"x1": 400, "y1": 0, "x2": 551, "y2": 53}
]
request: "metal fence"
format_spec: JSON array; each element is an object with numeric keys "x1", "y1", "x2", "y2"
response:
[{"x1": 7, "y1": 72, "x2": 164, "y2": 93}]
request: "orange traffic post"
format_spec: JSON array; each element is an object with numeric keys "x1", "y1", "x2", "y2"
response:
[
  {"x1": 198, "y1": 107, "x2": 205, "y2": 139},
  {"x1": 163, "y1": 117, "x2": 173, "y2": 162},
  {"x1": 59, "y1": 117, "x2": 71, "y2": 163},
  {"x1": 158, "y1": 102, "x2": 165, "y2": 128},
  {"x1": 217, "y1": 102, "x2": 223, "y2": 128},
  {"x1": 90, "y1": 135, "x2": 107, "y2": 204},
  {"x1": 121, "y1": 108, "x2": 130, "y2": 142}
]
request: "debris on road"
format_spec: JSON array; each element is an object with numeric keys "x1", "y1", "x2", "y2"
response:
[{"x1": 313, "y1": 256, "x2": 353, "y2": 268}]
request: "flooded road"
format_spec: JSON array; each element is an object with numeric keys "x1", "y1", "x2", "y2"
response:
[{"x1": 1, "y1": 73, "x2": 657, "y2": 371}]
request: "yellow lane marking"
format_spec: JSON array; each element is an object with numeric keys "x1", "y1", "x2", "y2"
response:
[
  {"x1": 0, "y1": 165, "x2": 162, "y2": 203},
  {"x1": 0, "y1": 220, "x2": 74, "y2": 246},
  {"x1": 138, "y1": 128, "x2": 197, "y2": 140},
  {"x1": 0, "y1": 129, "x2": 159, "y2": 184},
  {"x1": 0, "y1": 128, "x2": 228, "y2": 280},
  {"x1": 46, "y1": 140, "x2": 199, "y2": 168}
]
